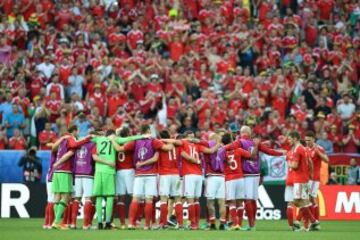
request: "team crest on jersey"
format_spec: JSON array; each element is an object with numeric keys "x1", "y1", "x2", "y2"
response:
[{"x1": 138, "y1": 147, "x2": 148, "y2": 160}]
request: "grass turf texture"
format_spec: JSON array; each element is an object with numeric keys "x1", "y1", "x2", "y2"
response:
[{"x1": 1, "y1": 219, "x2": 359, "y2": 240}]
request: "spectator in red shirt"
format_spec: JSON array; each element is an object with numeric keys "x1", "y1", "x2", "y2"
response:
[
  {"x1": 342, "y1": 125, "x2": 360, "y2": 153},
  {"x1": 88, "y1": 84, "x2": 107, "y2": 116},
  {"x1": 8, "y1": 128, "x2": 27, "y2": 150},
  {"x1": 45, "y1": 92, "x2": 62, "y2": 123},
  {"x1": 38, "y1": 122, "x2": 57, "y2": 150},
  {"x1": 0, "y1": 128, "x2": 8, "y2": 149}
]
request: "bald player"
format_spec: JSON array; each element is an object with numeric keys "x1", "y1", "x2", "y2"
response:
[{"x1": 225, "y1": 126, "x2": 284, "y2": 230}]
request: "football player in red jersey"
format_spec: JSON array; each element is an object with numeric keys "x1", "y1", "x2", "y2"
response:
[
  {"x1": 221, "y1": 132, "x2": 258, "y2": 230},
  {"x1": 179, "y1": 130, "x2": 221, "y2": 230},
  {"x1": 287, "y1": 131, "x2": 320, "y2": 231},
  {"x1": 284, "y1": 148, "x2": 296, "y2": 230},
  {"x1": 114, "y1": 127, "x2": 137, "y2": 229},
  {"x1": 157, "y1": 130, "x2": 183, "y2": 229},
  {"x1": 304, "y1": 131, "x2": 329, "y2": 222}
]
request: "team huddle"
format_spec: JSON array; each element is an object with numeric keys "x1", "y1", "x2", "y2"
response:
[{"x1": 43, "y1": 124, "x2": 327, "y2": 232}]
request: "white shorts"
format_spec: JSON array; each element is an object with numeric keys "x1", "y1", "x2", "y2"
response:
[
  {"x1": 293, "y1": 183, "x2": 309, "y2": 200},
  {"x1": 159, "y1": 175, "x2": 182, "y2": 197},
  {"x1": 244, "y1": 175, "x2": 260, "y2": 200},
  {"x1": 225, "y1": 178, "x2": 245, "y2": 201},
  {"x1": 205, "y1": 176, "x2": 225, "y2": 199},
  {"x1": 46, "y1": 179, "x2": 54, "y2": 202},
  {"x1": 133, "y1": 175, "x2": 158, "y2": 198},
  {"x1": 74, "y1": 177, "x2": 94, "y2": 198},
  {"x1": 116, "y1": 169, "x2": 135, "y2": 195},
  {"x1": 184, "y1": 174, "x2": 203, "y2": 198},
  {"x1": 284, "y1": 186, "x2": 294, "y2": 202},
  {"x1": 308, "y1": 180, "x2": 320, "y2": 198}
]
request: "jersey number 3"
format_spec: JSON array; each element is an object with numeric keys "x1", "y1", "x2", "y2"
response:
[{"x1": 228, "y1": 154, "x2": 237, "y2": 170}]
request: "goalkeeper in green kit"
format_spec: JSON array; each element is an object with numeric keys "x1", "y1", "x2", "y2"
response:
[{"x1": 92, "y1": 129, "x2": 148, "y2": 230}]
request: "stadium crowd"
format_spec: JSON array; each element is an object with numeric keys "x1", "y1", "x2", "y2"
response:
[{"x1": 0, "y1": 0, "x2": 359, "y2": 154}]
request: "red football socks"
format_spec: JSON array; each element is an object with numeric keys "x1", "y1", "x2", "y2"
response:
[
  {"x1": 128, "y1": 200, "x2": 139, "y2": 226},
  {"x1": 311, "y1": 204, "x2": 319, "y2": 221},
  {"x1": 70, "y1": 200, "x2": 79, "y2": 226},
  {"x1": 245, "y1": 201, "x2": 254, "y2": 227},
  {"x1": 145, "y1": 202, "x2": 153, "y2": 227},
  {"x1": 286, "y1": 206, "x2": 294, "y2": 227},
  {"x1": 296, "y1": 207, "x2": 303, "y2": 221},
  {"x1": 61, "y1": 204, "x2": 70, "y2": 225},
  {"x1": 44, "y1": 203, "x2": 49, "y2": 226},
  {"x1": 118, "y1": 202, "x2": 126, "y2": 225},
  {"x1": 237, "y1": 206, "x2": 244, "y2": 227},
  {"x1": 136, "y1": 201, "x2": 144, "y2": 223},
  {"x1": 230, "y1": 206, "x2": 238, "y2": 226},
  {"x1": 194, "y1": 202, "x2": 200, "y2": 226},
  {"x1": 251, "y1": 200, "x2": 257, "y2": 225},
  {"x1": 83, "y1": 201, "x2": 92, "y2": 227},
  {"x1": 159, "y1": 202, "x2": 168, "y2": 226},
  {"x1": 152, "y1": 199, "x2": 157, "y2": 224},
  {"x1": 48, "y1": 202, "x2": 55, "y2": 226},
  {"x1": 175, "y1": 202, "x2": 183, "y2": 226},
  {"x1": 302, "y1": 206, "x2": 316, "y2": 223},
  {"x1": 188, "y1": 204, "x2": 195, "y2": 226}
]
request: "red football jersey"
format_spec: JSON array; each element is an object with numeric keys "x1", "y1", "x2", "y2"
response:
[
  {"x1": 181, "y1": 140, "x2": 205, "y2": 176},
  {"x1": 224, "y1": 148, "x2": 251, "y2": 181},
  {"x1": 158, "y1": 146, "x2": 180, "y2": 175},
  {"x1": 306, "y1": 145, "x2": 325, "y2": 181},
  {"x1": 293, "y1": 144, "x2": 310, "y2": 183},
  {"x1": 116, "y1": 151, "x2": 133, "y2": 170},
  {"x1": 286, "y1": 149, "x2": 295, "y2": 186}
]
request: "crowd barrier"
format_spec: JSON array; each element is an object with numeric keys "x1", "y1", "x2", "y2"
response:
[
  {"x1": 1, "y1": 151, "x2": 359, "y2": 184},
  {"x1": 0, "y1": 183, "x2": 358, "y2": 220}
]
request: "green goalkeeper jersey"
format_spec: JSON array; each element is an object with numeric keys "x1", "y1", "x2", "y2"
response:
[{"x1": 92, "y1": 135, "x2": 144, "y2": 174}]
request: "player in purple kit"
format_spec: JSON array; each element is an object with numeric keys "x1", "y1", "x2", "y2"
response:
[
  {"x1": 224, "y1": 126, "x2": 284, "y2": 230},
  {"x1": 43, "y1": 135, "x2": 70, "y2": 229},
  {"x1": 69, "y1": 139, "x2": 96, "y2": 229},
  {"x1": 111, "y1": 125, "x2": 174, "y2": 230},
  {"x1": 51, "y1": 125, "x2": 91, "y2": 230},
  {"x1": 202, "y1": 132, "x2": 227, "y2": 230}
]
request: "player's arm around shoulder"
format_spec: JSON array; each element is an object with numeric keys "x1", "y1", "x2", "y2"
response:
[
  {"x1": 181, "y1": 149, "x2": 200, "y2": 164},
  {"x1": 53, "y1": 150, "x2": 75, "y2": 169},
  {"x1": 157, "y1": 138, "x2": 175, "y2": 151},
  {"x1": 51, "y1": 135, "x2": 70, "y2": 152},
  {"x1": 108, "y1": 134, "x2": 125, "y2": 152},
  {"x1": 161, "y1": 138, "x2": 182, "y2": 146},
  {"x1": 136, "y1": 151, "x2": 159, "y2": 168},
  {"x1": 92, "y1": 153, "x2": 115, "y2": 168}
]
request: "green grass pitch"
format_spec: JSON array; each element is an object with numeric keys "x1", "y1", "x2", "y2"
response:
[{"x1": 1, "y1": 219, "x2": 359, "y2": 240}]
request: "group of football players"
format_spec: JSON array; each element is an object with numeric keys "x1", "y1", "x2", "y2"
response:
[{"x1": 42, "y1": 123, "x2": 326, "y2": 232}]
